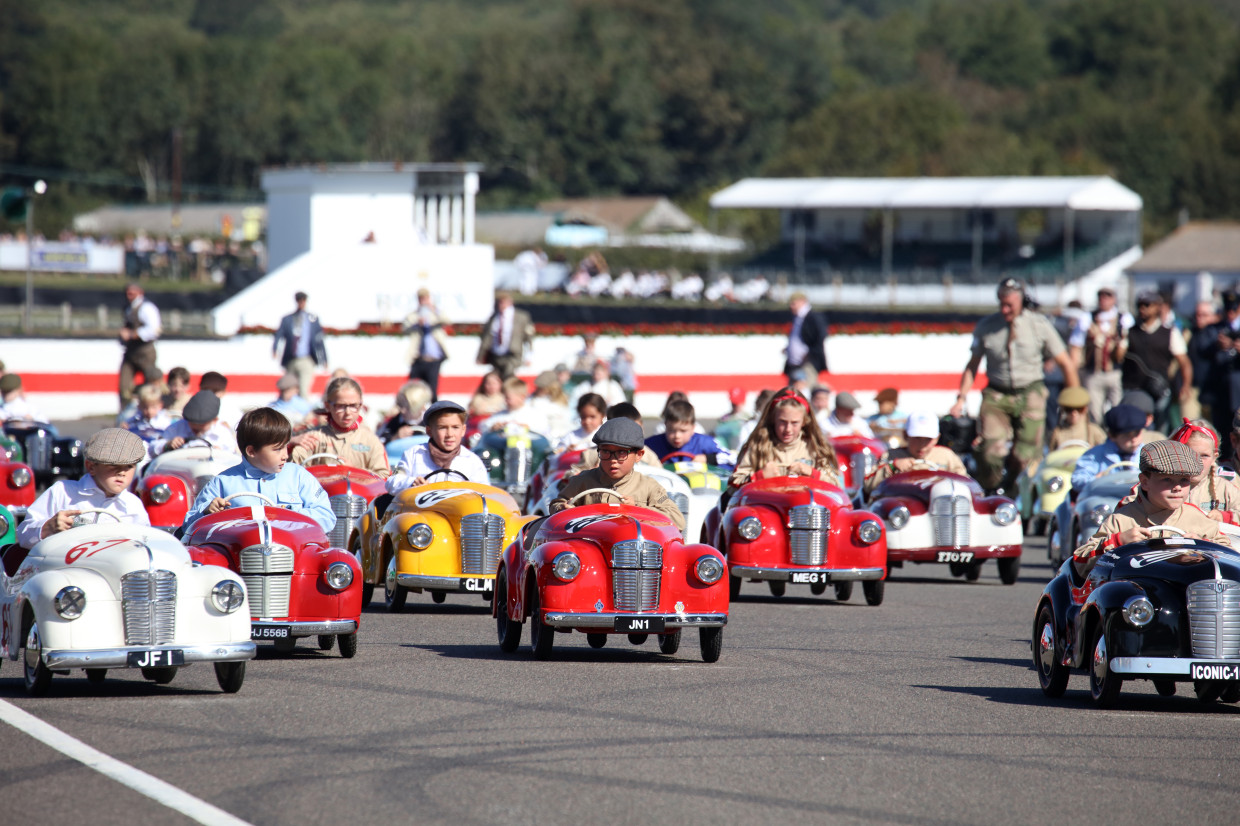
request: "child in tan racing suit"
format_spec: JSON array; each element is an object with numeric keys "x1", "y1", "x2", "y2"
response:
[
  {"x1": 863, "y1": 411, "x2": 968, "y2": 496},
  {"x1": 729, "y1": 387, "x2": 839, "y2": 487}
]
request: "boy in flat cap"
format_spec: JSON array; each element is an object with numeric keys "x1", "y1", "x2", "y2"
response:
[
  {"x1": 1047, "y1": 386, "x2": 1106, "y2": 450},
  {"x1": 1069, "y1": 403, "x2": 1147, "y2": 490},
  {"x1": 16, "y1": 428, "x2": 150, "y2": 548},
  {"x1": 150, "y1": 390, "x2": 239, "y2": 455},
  {"x1": 550, "y1": 418, "x2": 686, "y2": 531},
  {"x1": 1073, "y1": 440, "x2": 1230, "y2": 577}
]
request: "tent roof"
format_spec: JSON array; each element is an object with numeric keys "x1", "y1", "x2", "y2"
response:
[
  {"x1": 1128, "y1": 222, "x2": 1240, "y2": 273},
  {"x1": 709, "y1": 176, "x2": 1142, "y2": 212}
]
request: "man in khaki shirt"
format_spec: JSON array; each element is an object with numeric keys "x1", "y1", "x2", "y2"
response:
[
  {"x1": 950, "y1": 279, "x2": 1079, "y2": 493},
  {"x1": 864, "y1": 412, "x2": 969, "y2": 495},
  {"x1": 551, "y1": 418, "x2": 686, "y2": 531}
]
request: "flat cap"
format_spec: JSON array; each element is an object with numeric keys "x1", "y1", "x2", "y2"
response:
[
  {"x1": 534, "y1": 370, "x2": 558, "y2": 390},
  {"x1": 182, "y1": 390, "x2": 221, "y2": 423},
  {"x1": 1104, "y1": 403, "x2": 1145, "y2": 435},
  {"x1": 422, "y1": 399, "x2": 466, "y2": 425},
  {"x1": 1120, "y1": 389, "x2": 1155, "y2": 415},
  {"x1": 0, "y1": 373, "x2": 21, "y2": 393},
  {"x1": 1058, "y1": 386, "x2": 1091, "y2": 409},
  {"x1": 592, "y1": 417, "x2": 645, "y2": 450},
  {"x1": 1140, "y1": 440, "x2": 1202, "y2": 477},
  {"x1": 276, "y1": 374, "x2": 299, "y2": 391},
  {"x1": 294, "y1": 291, "x2": 308, "y2": 301},
  {"x1": 876, "y1": 387, "x2": 899, "y2": 403},
  {"x1": 85, "y1": 428, "x2": 146, "y2": 465},
  {"x1": 835, "y1": 391, "x2": 861, "y2": 410}
]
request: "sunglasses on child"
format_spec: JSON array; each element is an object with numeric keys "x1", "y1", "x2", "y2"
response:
[{"x1": 598, "y1": 447, "x2": 633, "y2": 460}]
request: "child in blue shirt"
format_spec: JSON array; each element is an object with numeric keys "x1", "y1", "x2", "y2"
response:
[
  {"x1": 183, "y1": 407, "x2": 336, "y2": 534},
  {"x1": 645, "y1": 398, "x2": 723, "y2": 463}
]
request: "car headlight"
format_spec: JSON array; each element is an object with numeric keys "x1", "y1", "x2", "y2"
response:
[
  {"x1": 210, "y1": 581, "x2": 245, "y2": 613},
  {"x1": 150, "y1": 483, "x2": 172, "y2": 504},
  {"x1": 10, "y1": 466, "x2": 30, "y2": 487},
  {"x1": 325, "y1": 562, "x2": 354, "y2": 591},
  {"x1": 888, "y1": 506, "x2": 910, "y2": 530},
  {"x1": 857, "y1": 520, "x2": 883, "y2": 545},
  {"x1": 1046, "y1": 475, "x2": 1064, "y2": 493},
  {"x1": 695, "y1": 555, "x2": 724, "y2": 584},
  {"x1": 1122, "y1": 595, "x2": 1154, "y2": 627},
  {"x1": 552, "y1": 552, "x2": 581, "y2": 582},
  {"x1": 54, "y1": 586, "x2": 86, "y2": 619},
  {"x1": 407, "y1": 523, "x2": 433, "y2": 549},
  {"x1": 737, "y1": 516, "x2": 763, "y2": 541},
  {"x1": 1086, "y1": 504, "x2": 1111, "y2": 527},
  {"x1": 992, "y1": 502, "x2": 1018, "y2": 526}
]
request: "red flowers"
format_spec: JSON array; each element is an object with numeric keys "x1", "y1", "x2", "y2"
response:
[{"x1": 237, "y1": 321, "x2": 973, "y2": 337}]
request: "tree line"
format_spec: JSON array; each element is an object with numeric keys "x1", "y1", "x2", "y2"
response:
[{"x1": 3, "y1": 0, "x2": 1240, "y2": 240}]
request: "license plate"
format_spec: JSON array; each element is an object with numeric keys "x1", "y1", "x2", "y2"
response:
[
  {"x1": 790, "y1": 571, "x2": 826, "y2": 584},
  {"x1": 251, "y1": 625, "x2": 290, "y2": 640},
  {"x1": 126, "y1": 649, "x2": 185, "y2": 668},
  {"x1": 936, "y1": 551, "x2": 975, "y2": 563},
  {"x1": 462, "y1": 577, "x2": 494, "y2": 593},
  {"x1": 614, "y1": 616, "x2": 665, "y2": 633},
  {"x1": 1190, "y1": 662, "x2": 1240, "y2": 681}
]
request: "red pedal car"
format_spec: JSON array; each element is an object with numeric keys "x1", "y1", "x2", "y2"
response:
[
  {"x1": 182, "y1": 492, "x2": 363, "y2": 657},
  {"x1": 0, "y1": 456, "x2": 35, "y2": 520},
  {"x1": 705, "y1": 468, "x2": 888, "y2": 604},
  {"x1": 493, "y1": 489, "x2": 729, "y2": 661},
  {"x1": 831, "y1": 434, "x2": 888, "y2": 499},
  {"x1": 300, "y1": 453, "x2": 389, "y2": 554}
]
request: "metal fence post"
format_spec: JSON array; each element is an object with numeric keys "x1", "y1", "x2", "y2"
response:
[{"x1": 97, "y1": 305, "x2": 108, "y2": 329}]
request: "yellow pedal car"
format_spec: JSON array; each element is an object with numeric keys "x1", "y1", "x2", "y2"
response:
[
  {"x1": 356, "y1": 478, "x2": 538, "y2": 611},
  {"x1": 1017, "y1": 440, "x2": 1091, "y2": 536}
]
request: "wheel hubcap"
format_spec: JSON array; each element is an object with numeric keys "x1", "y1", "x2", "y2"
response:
[
  {"x1": 1038, "y1": 623, "x2": 1056, "y2": 672},
  {"x1": 385, "y1": 559, "x2": 396, "y2": 599},
  {"x1": 24, "y1": 623, "x2": 41, "y2": 678},
  {"x1": 1092, "y1": 634, "x2": 1109, "y2": 683}
]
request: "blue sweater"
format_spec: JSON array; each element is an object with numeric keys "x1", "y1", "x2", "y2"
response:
[{"x1": 645, "y1": 432, "x2": 723, "y2": 462}]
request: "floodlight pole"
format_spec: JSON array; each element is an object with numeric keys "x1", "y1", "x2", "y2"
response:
[{"x1": 23, "y1": 194, "x2": 33, "y2": 333}]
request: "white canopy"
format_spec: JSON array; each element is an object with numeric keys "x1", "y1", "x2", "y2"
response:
[{"x1": 710, "y1": 176, "x2": 1142, "y2": 212}]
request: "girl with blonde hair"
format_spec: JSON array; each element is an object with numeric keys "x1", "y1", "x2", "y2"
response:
[
  {"x1": 729, "y1": 387, "x2": 839, "y2": 487},
  {"x1": 289, "y1": 376, "x2": 390, "y2": 477}
]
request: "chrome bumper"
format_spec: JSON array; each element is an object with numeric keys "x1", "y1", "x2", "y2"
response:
[
  {"x1": 43, "y1": 642, "x2": 256, "y2": 670},
  {"x1": 1110, "y1": 656, "x2": 1240, "y2": 677},
  {"x1": 397, "y1": 573, "x2": 494, "y2": 591},
  {"x1": 252, "y1": 620, "x2": 358, "y2": 636},
  {"x1": 9, "y1": 505, "x2": 27, "y2": 519},
  {"x1": 730, "y1": 565, "x2": 884, "y2": 582},
  {"x1": 543, "y1": 612, "x2": 728, "y2": 629}
]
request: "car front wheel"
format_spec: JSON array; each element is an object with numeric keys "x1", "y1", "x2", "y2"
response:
[
  {"x1": 141, "y1": 667, "x2": 177, "y2": 684},
  {"x1": 529, "y1": 583, "x2": 554, "y2": 660},
  {"x1": 23, "y1": 618, "x2": 52, "y2": 697},
  {"x1": 337, "y1": 634, "x2": 358, "y2": 658},
  {"x1": 768, "y1": 580, "x2": 786, "y2": 597},
  {"x1": 658, "y1": 629, "x2": 681, "y2": 655},
  {"x1": 317, "y1": 635, "x2": 334, "y2": 651},
  {"x1": 214, "y1": 661, "x2": 245, "y2": 693},
  {"x1": 495, "y1": 568, "x2": 523, "y2": 652},
  {"x1": 1033, "y1": 605, "x2": 1069, "y2": 698},
  {"x1": 1089, "y1": 619, "x2": 1123, "y2": 708},
  {"x1": 997, "y1": 556, "x2": 1020, "y2": 585},
  {"x1": 863, "y1": 579, "x2": 884, "y2": 606},
  {"x1": 834, "y1": 582, "x2": 853, "y2": 602},
  {"x1": 384, "y1": 558, "x2": 407, "y2": 613},
  {"x1": 699, "y1": 627, "x2": 723, "y2": 663}
]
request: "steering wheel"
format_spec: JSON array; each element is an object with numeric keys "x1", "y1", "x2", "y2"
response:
[
  {"x1": 904, "y1": 458, "x2": 942, "y2": 471},
  {"x1": 1147, "y1": 525, "x2": 1186, "y2": 536},
  {"x1": 1096, "y1": 460, "x2": 1139, "y2": 478},
  {"x1": 567, "y1": 488, "x2": 625, "y2": 505},
  {"x1": 221, "y1": 492, "x2": 276, "y2": 506},
  {"x1": 302, "y1": 452, "x2": 340, "y2": 466},
  {"x1": 426, "y1": 468, "x2": 469, "y2": 481},
  {"x1": 182, "y1": 437, "x2": 213, "y2": 450},
  {"x1": 756, "y1": 462, "x2": 817, "y2": 479},
  {"x1": 662, "y1": 451, "x2": 699, "y2": 464},
  {"x1": 1058, "y1": 440, "x2": 1092, "y2": 450},
  {"x1": 71, "y1": 508, "x2": 123, "y2": 527}
]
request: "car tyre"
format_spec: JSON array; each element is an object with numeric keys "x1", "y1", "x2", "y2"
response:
[
  {"x1": 949, "y1": 562, "x2": 967, "y2": 578},
  {"x1": 1220, "y1": 684, "x2": 1240, "y2": 703},
  {"x1": 317, "y1": 635, "x2": 335, "y2": 651},
  {"x1": 431, "y1": 591, "x2": 446, "y2": 604},
  {"x1": 385, "y1": 559, "x2": 407, "y2": 613},
  {"x1": 586, "y1": 633, "x2": 607, "y2": 649},
  {"x1": 273, "y1": 635, "x2": 297, "y2": 653},
  {"x1": 1047, "y1": 517, "x2": 1060, "y2": 563},
  {"x1": 22, "y1": 617, "x2": 52, "y2": 697},
  {"x1": 834, "y1": 582, "x2": 853, "y2": 602},
  {"x1": 1195, "y1": 680, "x2": 1224, "y2": 704},
  {"x1": 729, "y1": 575, "x2": 741, "y2": 598},
  {"x1": 964, "y1": 561, "x2": 982, "y2": 582},
  {"x1": 997, "y1": 556, "x2": 1020, "y2": 585},
  {"x1": 529, "y1": 583, "x2": 554, "y2": 660},
  {"x1": 1089, "y1": 620, "x2": 1123, "y2": 708},
  {"x1": 495, "y1": 569, "x2": 523, "y2": 652},
  {"x1": 628, "y1": 633, "x2": 649, "y2": 645},
  {"x1": 1153, "y1": 679, "x2": 1177, "y2": 697},
  {"x1": 810, "y1": 581, "x2": 827, "y2": 596},
  {"x1": 658, "y1": 629, "x2": 682, "y2": 655},
  {"x1": 768, "y1": 580, "x2": 786, "y2": 597},
  {"x1": 214, "y1": 661, "x2": 245, "y2": 693},
  {"x1": 85, "y1": 668, "x2": 107, "y2": 684},
  {"x1": 361, "y1": 583, "x2": 375, "y2": 606},
  {"x1": 863, "y1": 579, "x2": 884, "y2": 606},
  {"x1": 337, "y1": 634, "x2": 358, "y2": 658},
  {"x1": 1033, "y1": 605, "x2": 1069, "y2": 698},
  {"x1": 141, "y1": 667, "x2": 177, "y2": 685},
  {"x1": 699, "y1": 627, "x2": 723, "y2": 663}
]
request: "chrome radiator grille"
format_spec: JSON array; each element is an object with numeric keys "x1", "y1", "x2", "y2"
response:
[
  {"x1": 328, "y1": 494, "x2": 367, "y2": 548},
  {"x1": 504, "y1": 446, "x2": 532, "y2": 487},
  {"x1": 1187, "y1": 579, "x2": 1240, "y2": 659},
  {"x1": 612, "y1": 539, "x2": 662, "y2": 611},
  {"x1": 669, "y1": 492, "x2": 690, "y2": 520},
  {"x1": 849, "y1": 452, "x2": 875, "y2": 491},
  {"x1": 24, "y1": 430, "x2": 51, "y2": 474},
  {"x1": 931, "y1": 495, "x2": 971, "y2": 548},
  {"x1": 120, "y1": 570, "x2": 177, "y2": 646},
  {"x1": 461, "y1": 512, "x2": 505, "y2": 575},
  {"x1": 239, "y1": 544, "x2": 295, "y2": 618},
  {"x1": 788, "y1": 504, "x2": 829, "y2": 565}
]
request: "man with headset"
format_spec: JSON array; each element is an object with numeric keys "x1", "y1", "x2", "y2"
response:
[{"x1": 949, "y1": 278, "x2": 1080, "y2": 493}]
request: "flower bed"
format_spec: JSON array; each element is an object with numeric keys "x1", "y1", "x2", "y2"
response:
[{"x1": 237, "y1": 320, "x2": 975, "y2": 337}]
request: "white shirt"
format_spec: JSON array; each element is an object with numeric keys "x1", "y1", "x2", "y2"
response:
[
  {"x1": 482, "y1": 405, "x2": 549, "y2": 436},
  {"x1": 387, "y1": 444, "x2": 490, "y2": 493},
  {"x1": 821, "y1": 411, "x2": 875, "y2": 439},
  {"x1": 529, "y1": 397, "x2": 572, "y2": 441},
  {"x1": 149, "y1": 418, "x2": 239, "y2": 455},
  {"x1": 18, "y1": 475, "x2": 151, "y2": 548},
  {"x1": 787, "y1": 305, "x2": 810, "y2": 365},
  {"x1": 128, "y1": 297, "x2": 162, "y2": 343},
  {"x1": 1069, "y1": 307, "x2": 1133, "y2": 350},
  {"x1": 569, "y1": 378, "x2": 627, "y2": 408},
  {"x1": 0, "y1": 396, "x2": 43, "y2": 423}
]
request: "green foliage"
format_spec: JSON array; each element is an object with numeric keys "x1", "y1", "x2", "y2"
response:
[{"x1": 2, "y1": 0, "x2": 1240, "y2": 237}]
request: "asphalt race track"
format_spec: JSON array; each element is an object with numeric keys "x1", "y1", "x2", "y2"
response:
[{"x1": 1, "y1": 535, "x2": 1236, "y2": 826}]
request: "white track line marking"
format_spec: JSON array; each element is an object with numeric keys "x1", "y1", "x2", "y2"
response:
[{"x1": 0, "y1": 698, "x2": 254, "y2": 826}]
